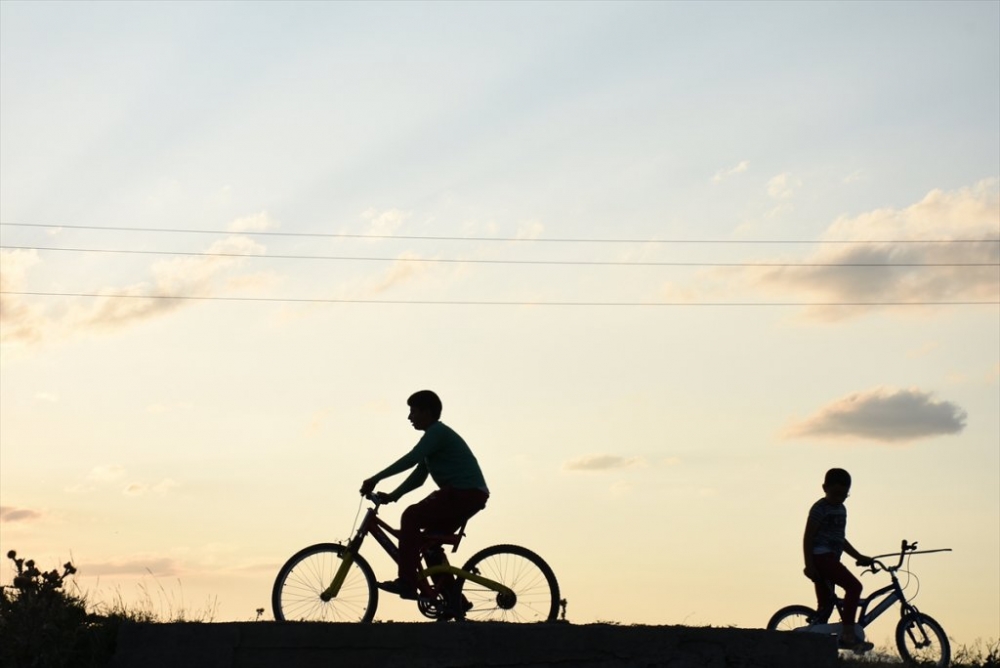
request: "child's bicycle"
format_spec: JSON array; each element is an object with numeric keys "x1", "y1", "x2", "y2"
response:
[
  {"x1": 767, "y1": 540, "x2": 952, "y2": 667},
  {"x1": 272, "y1": 492, "x2": 563, "y2": 623}
]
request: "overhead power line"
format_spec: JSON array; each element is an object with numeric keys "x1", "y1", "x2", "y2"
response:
[
  {"x1": 2, "y1": 222, "x2": 997, "y2": 245},
  {"x1": 3, "y1": 291, "x2": 997, "y2": 307},
  {"x1": 3, "y1": 245, "x2": 996, "y2": 268}
]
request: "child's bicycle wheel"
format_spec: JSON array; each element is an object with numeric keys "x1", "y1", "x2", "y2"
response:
[
  {"x1": 459, "y1": 544, "x2": 561, "y2": 622},
  {"x1": 896, "y1": 612, "x2": 950, "y2": 667},
  {"x1": 766, "y1": 604, "x2": 816, "y2": 631},
  {"x1": 272, "y1": 543, "x2": 378, "y2": 622}
]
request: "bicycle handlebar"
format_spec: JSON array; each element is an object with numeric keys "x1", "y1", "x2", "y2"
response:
[
  {"x1": 362, "y1": 491, "x2": 383, "y2": 506},
  {"x1": 863, "y1": 539, "x2": 951, "y2": 574}
]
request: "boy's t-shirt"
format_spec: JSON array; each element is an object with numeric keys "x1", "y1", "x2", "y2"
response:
[
  {"x1": 377, "y1": 421, "x2": 488, "y2": 498},
  {"x1": 809, "y1": 498, "x2": 847, "y2": 556}
]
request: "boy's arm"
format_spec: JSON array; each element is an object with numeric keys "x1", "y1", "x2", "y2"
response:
[
  {"x1": 387, "y1": 463, "x2": 429, "y2": 501},
  {"x1": 803, "y1": 517, "x2": 820, "y2": 580},
  {"x1": 360, "y1": 432, "x2": 438, "y2": 494},
  {"x1": 843, "y1": 540, "x2": 873, "y2": 566}
]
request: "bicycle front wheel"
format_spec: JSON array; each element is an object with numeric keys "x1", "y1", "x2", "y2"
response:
[
  {"x1": 460, "y1": 544, "x2": 560, "y2": 622},
  {"x1": 272, "y1": 543, "x2": 377, "y2": 623},
  {"x1": 766, "y1": 605, "x2": 816, "y2": 631},
  {"x1": 896, "y1": 612, "x2": 950, "y2": 667}
]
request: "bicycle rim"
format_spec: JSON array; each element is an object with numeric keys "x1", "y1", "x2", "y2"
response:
[
  {"x1": 766, "y1": 605, "x2": 816, "y2": 632},
  {"x1": 272, "y1": 543, "x2": 377, "y2": 622},
  {"x1": 460, "y1": 544, "x2": 560, "y2": 622},
  {"x1": 896, "y1": 613, "x2": 950, "y2": 667}
]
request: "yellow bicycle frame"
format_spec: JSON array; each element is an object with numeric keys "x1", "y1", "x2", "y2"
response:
[{"x1": 321, "y1": 550, "x2": 514, "y2": 601}]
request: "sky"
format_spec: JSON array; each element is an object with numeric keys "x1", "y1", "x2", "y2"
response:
[{"x1": 1, "y1": 0, "x2": 998, "y2": 650}]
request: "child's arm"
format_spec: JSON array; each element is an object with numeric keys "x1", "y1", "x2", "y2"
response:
[
  {"x1": 843, "y1": 540, "x2": 873, "y2": 566},
  {"x1": 802, "y1": 517, "x2": 820, "y2": 580}
]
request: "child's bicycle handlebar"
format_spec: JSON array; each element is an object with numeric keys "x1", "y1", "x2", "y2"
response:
[{"x1": 861, "y1": 539, "x2": 952, "y2": 574}]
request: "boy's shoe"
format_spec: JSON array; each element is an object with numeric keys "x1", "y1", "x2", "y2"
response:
[
  {"x1": 377, "y1": 578, "x2": 419, "y2": 600},
  {"x1": 838, "y1": 637, "x2": 874, "y2": 653}
]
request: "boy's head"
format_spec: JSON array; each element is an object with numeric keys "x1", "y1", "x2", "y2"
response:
[
  {"x1": 822, "y1": 468, "x2": 852, "y2": 503},
  {"x1": 407, "y1": 390, "x2": 442, "y2": 430}
]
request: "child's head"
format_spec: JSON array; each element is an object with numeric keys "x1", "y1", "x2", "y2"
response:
[
  {"x1": 822, "y1": 468, "x2": 852, "y2": 503},
  {"x1": 407, "y1": 390, "x2": 442, "y2": 418}
]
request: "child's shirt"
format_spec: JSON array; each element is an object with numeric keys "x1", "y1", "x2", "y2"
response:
[{"x1": 808, "y1": 498, "x2": 847, "y2": 556}]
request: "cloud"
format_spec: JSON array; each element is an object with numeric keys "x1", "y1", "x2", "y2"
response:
[
  {"x1": 767, "y1": 172, "x2": 800, "y2": 199},
  {"x1": 362, "y1": 208, "x2": 409, "y2": 236},
  {"x1": 77, "y1": 235, "x2": 267, "y2": 331},
  {"x1": 367, "y1": 252, "x2": 432, "y2": 295},
  {"x1": 2, "y1": 221, "x2": 278, "y2": 349},
  {"x1": 81, "y1": 555, "x2": 182, "y2": 577},
  {"x1": 0, "y1": 249, "x2": 47, "y2": 345},
  {"x1": 228, "y1": 210, "x2": 279, "y2": 233},
  {"x1": 712, "y1": 160, "x2": 750, "y2": 184},
  {"x1": 752, "y1": 179, "x2": 999, "y2": 319},
  {"x1": 783, "y1": 386, "x2": 967, "y2": 444},
  {"x1": 0, "y1": 506, "x2": 44, "y2": 523},
  {"x1": 563, "y1": 454, "x2": 646, "y2": 472},
  {"x1": 515, "y1": 220, "x2": 545, "y2": 240},
  {"x1": 663, "y1": 179, "x2": 1000, "y2": 320},
  {"x1": 122, "y1": 479, "x2": 179, "y2": 496}
]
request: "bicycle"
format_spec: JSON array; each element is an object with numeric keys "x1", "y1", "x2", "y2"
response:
[
  {"x1": 272, "y1": 492, "x2": 563, "y2": 624},
  {"x1": 767, "y1": 539, "x2": 952, "y2": 667}
]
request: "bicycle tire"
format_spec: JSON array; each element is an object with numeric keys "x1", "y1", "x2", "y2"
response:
[
  {"x1": 766, "y1": 605, "x2": 817, "y2": 632},
  {"x1": 459, "y1": 544, "x2": 560, "y2": 622},
  {"x1": 272, "y1": 543, "x2": 378, "y2": 623},
  {"x1": 896, "y1": 612, "x2": 950, "y2": 667}
]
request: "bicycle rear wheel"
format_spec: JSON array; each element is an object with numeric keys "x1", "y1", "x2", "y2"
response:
[
  {"x1": 272, "y1": 543, "x2": 377, "y2": 622},
  {"x1": 766, "y1": 605, "x2": 816, "y2": 631},
  {"x1": 896, "y1": 612, "x2": 950, "y2": 667},
  {"x1": 460, "y1": 544, "x2": 560, "y2": 622}
]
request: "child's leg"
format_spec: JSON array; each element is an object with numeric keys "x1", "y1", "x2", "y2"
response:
[{"x1": 813, "y1": 554, "x2": 863, "y2": 636}]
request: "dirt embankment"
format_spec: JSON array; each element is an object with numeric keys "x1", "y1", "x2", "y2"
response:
[{"x1": 110, "y1": 621, "x2": 838, "y2": 668}]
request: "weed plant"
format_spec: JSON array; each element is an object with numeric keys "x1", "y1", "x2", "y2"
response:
[{"x1": 0, "y1": 550, "x2": 179, "y2": 668}]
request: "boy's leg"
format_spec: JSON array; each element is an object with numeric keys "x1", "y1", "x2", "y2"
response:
[
  {"x1": 813, "y1": 554, "x2": 863, "y2": 640},
  {"x1": 397, "y1": 488, "x2": 489, "y2": 590}
]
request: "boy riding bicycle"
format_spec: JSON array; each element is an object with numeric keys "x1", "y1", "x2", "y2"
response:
[
  {"x1": 802, "y1": 468, "x2": 874, "y2": 651},
  {"x1": 360, "y1": 390, "x2": 489, "y2": 600}
]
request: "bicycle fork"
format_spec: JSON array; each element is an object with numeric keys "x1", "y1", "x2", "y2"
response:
[{"x1": 320, "y1": 548, "x2": 355, "y2": 602}]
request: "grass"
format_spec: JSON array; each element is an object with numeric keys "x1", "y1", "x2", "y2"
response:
[
  {"x1": 0, "y1": 550, "x2": 219, "y2": 668},
  {"x1": 836, "y1": 639, "x2": 1000, "y2": 667}
]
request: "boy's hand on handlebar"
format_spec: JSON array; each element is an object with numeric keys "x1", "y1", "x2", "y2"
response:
[
  {"x1": 856, "y1": 556, "x2": 874, "y2": 568},
  {"x1": 359, "y1": 478, "x2": 377, "y2": 495},
  {"x1": 374, "y1": 491, "x2": 396, "y2": 504}
]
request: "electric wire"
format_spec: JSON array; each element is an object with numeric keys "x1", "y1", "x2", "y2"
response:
[
  {"x1": 3, "y1": 291, "x2": 996, "y2": 307},
  {"x1": 3, "y1": 245, "x2": 995, "y2": 268},
  {"x1": 2, "y1": 221, "x2": 998, "y2": 245}
]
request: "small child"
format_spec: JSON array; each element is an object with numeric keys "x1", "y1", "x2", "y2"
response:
[{"x1": 803, "y1": 468, "x2": 874, "y2": 650}]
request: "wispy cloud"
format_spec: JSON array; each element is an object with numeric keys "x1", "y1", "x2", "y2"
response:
[
  {"x1": 123, "y1": 479, "x2": 179, "y2": 497},
  {"x1": 362, "y1": 208, "x2": 409, "y2": 236},
  {"x1": 78, "y1": 235, "x2": 268, "y2": 330},
  {"x1": 2, "y1": 219, "x2": 279, "y2": 350},
  {"x1": 0, "y1": 506, "x2": 44, "y2": 523},
  {"x1": 752, "y1": 179, "x2": 999, "y2": 320},
  {"x1": 563, "y1": 454, "x2": 646, "y2": 472},
  {"x1": 367, "y1": 252, "x2": 432, "y2": 295},
  {"x1": 783, "y1": 386, "x2": 967, "y2": 444},
  {"x1": 766, "y1": 172, "x2": 800, "y2": 199},
  {"x1": 712, "y1": 160, "x2": 749, "y2": 184},
  {"x1": 0, "y1": 249, "x2": 46, "y2": 345},
  {"x1": 663, "y1": 179, "x2": 1000, "y2": 320},
  {"x1": 80, "y1": 555, "x2": 183, "y2": 577},
  {"x1": 228, "y1": 210, "x2": 279, "y2": 233}
]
